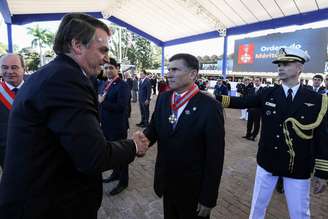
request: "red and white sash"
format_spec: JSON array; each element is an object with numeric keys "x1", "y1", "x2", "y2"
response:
[
  {"x1": 170, "y1": 83, "x2": 199, "y2": 112},
  {"x1": 102, "y1": 76, "x2": 119, "y2": 96},
  {"x1": 0, "y1": 82, "x2": 15, "y2": 110}
]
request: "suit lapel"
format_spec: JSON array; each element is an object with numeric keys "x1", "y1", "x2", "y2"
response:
[{"x1": 162, "y1": 91, "x2": 175, "y2": 135}]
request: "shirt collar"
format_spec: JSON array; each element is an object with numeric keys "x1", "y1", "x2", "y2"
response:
[
  {"x1": 175, "y1": 90, "x2": 188, "y2": 97},
  {"x1": 281, "y1": 83, "x2": 300, "y2": 98},
  {"x1": 5, "y1": 81, "x2": 24, "y2": 90},
  {"x1": 80, "y1": 69, "x2": 88, "y2": 78}
]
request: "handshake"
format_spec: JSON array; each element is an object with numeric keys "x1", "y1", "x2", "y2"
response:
[{"x1": 133, "y1": 131, "x2": 150, "y2": 156}]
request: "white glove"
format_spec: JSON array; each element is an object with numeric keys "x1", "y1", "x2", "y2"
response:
[
  {"x1": 312, "y1": 176, "x2": 327, "y2": 194},
  {"x1": 197, "y1": 203, "x2": 212, "y2": 217}
]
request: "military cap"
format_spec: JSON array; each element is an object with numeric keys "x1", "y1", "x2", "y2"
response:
[{"x1": 272, "y1": 47, "x2": 310, "y2": 64}]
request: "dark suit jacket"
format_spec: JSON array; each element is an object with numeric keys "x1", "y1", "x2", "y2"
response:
[
  {"x1": 100, "y1": 78, "x2": 130, "y2": 141},
  {"x1": 138, "y1": 78, "x2": 151, "y2": 103},
  {"x1": 223, "y1": 85, "x2": 328, "y2": 179},
  {"x1": 144, "y1": 91, "x2": 225, "y2": 208},
  {"x1": 126, "y1": 78, "x2": 133, "y2": 90},
  {"x1": 0, "y1": 55, "x2": 136, "y2": 219},
  {"x1": 0, "y1": 98, "x2": 10, "y2": 149},
  {"x1": 214, "y1": 84, "x2": 228, "y2": 97}
]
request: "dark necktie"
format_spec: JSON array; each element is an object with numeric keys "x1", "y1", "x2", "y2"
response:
[
  {"x1": 12, "y1": 87, "x2": 18, "y2": 94},
  {"x1": 286, "y1": 88, "x2": 293, "y2": 105}
]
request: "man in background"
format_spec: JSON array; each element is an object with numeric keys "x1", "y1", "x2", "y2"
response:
[
  {"x1": 0, "y1": 54, "x2": 25, "y2": 170},
  {"x1": 137, "y1": 70, "x2": 151, "y2": 127},
  {"x1": 242, "y1": 77, "x2": 262, "y2": 141},
  {"x1": 99, "y1": 58, "x2": 131, "y2": 195},
  {"x1": 311, "y1": 74, "x2": 325, "y2": 94},
  {"x1": 214, "y1": 77, "x2": 228, "y2": 99}
]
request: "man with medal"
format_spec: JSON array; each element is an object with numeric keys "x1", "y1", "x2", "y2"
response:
[
  {"x1": 139, "y1": 53, "x2": 225, "y2": 219},
  {"x1": 0, "y1": 54, "x2": 25, "y2": 170},
  {"x1": 218, "y1": 47, "x2": 328, "y2": 219},
  {"x1": 98, "y1": 58, "x2": 131, "y2": 195}
]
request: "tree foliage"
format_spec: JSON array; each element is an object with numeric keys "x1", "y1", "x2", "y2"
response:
[
  {"x1": 108, "y1": 26, "x2": 161, "y2": 70},
  {"x1": 27, "y1": 25, "x2": 54, "y2": 66},
  {"x1": 19, "y1": 47, "x2": 40, "y2": 72}
]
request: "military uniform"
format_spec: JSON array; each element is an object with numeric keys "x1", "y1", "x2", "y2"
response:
[
  {"x1": 221, "y1": 85, "x2": 328, "y2": 179},
  {"x1": 220, "y1": 47, "x2": 328, "y2": 219}
]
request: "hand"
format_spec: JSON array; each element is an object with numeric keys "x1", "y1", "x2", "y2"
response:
[
  {"x1": 98, "y1": 94, "x2": 105, "y2": 103},
  {"x1": 197, "y1": 203, "x2": 212, "y2": 217},
  {"x1": 133, "y1": 131, "x2": 150, "y2": 156},
  {"x1": 144, "y1": 100, "x2": 149, "y2": 105},
  {"x1": 312, "y1": 176, "x2": 327, "y2": 194}
]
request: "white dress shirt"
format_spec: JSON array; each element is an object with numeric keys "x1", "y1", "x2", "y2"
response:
[
  {"x1": 174, "y1": 91, "x2": 189, "y2": 121},
  {"x1": 281, "y1": 83, "x2": 300, "y2": 100},
  {"x1": 5, "y1": 81, "x2": 24, "y2": 91}
]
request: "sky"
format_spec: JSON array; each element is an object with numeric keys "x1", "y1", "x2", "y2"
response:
[{"x1": 1, "y1": 13, "x2": 328, "y2": 58}]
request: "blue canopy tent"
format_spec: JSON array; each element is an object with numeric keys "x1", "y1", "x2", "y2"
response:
[{"x1": 1, "y1": 0, "x2": 328, "y2": 77}]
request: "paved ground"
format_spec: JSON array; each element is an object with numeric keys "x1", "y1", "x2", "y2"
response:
[{"x1": 1, "y1": 93, "x2": 327, "y2": 219}]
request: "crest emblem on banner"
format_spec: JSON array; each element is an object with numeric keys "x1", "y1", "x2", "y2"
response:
[{"x1": 238, "y1": 43, "x2": 254, "y2": 64}]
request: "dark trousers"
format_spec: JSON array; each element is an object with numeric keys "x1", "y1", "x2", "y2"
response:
[
  {"x1": 111, "y1": 165, "x2": 129, "y2": 186},
  {"x1": 246, "y1": 109, "x2": 261, "y2": 138},
  {"x1": 163, "y1": 191, "x2": 209, "y2": 219},
  {"x1": 132, "y1": 90, "x2": 138, "y2": 102},
  {"x1": 152, "y1": 85, "x2": 157, "y2": 95},
  {"x1": 139, "y1": 101, "x2": 150, "y2": 125},
  {"x1": 0, "y1": 146, "x2": 5, "y2": 170},
  {"x1": 107, "y1": 133, "x2": 129, "y2": 186},
  {"x1": 127, "y1": 97, "x2": 132, "y2": 118}
]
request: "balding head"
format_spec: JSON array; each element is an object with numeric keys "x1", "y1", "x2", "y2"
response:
[{"x1": 0, "y1": 53, "x2": 25, "y2": 87}]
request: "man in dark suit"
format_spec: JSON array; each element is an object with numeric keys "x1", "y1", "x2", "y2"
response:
[
  {"x1": 242, "y1": 77, "x2": 262, "y2": 141},
  {"x1": 0, "y1": 54, "x2": 25, "y2": 169},
  {"x1": 213, "y1": 78, "x2": 228, "y2": 98},
  {"x1": 310, "y1": 74, "x2": 326, "y2": 94},
  {"x1": 0, "y1": 13, "x2": 149, "y2": 219},
  {"x1": 219, "y1": 48, "x2": 328, "y2": 219},
  {"x1": 150, "y1": 74, "x2": 158, "y2": 95},
  {"x1": 124, "y1": 72, "x2": 133, "y2": 118},
  {"x1": 99, "y1": 58, "x2": 130, "y2": 195},
  {"x1": 139, "y1": 53, "x2": 225, "y2": 219},
  {"x1": 137, "y1": 70, "x2": 151, "y2": 127}
]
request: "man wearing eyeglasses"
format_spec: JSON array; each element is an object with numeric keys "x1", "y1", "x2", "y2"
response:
[{"x1": 0, "y1": 54, "x2": 25, "y2": 170}]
